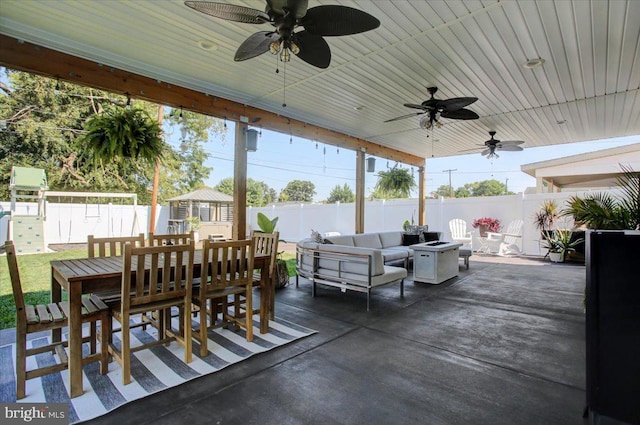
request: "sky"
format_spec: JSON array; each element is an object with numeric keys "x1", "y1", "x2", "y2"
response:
[{"x1": 165, "y1": 120, "x2": 640, "y2": 202}]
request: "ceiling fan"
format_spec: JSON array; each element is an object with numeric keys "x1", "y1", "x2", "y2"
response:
[
  {"x1": 461, "y1": 131, "x2": 525, "y2": 159},
  {"x1": 184, "y1": 0, "x2": 380, "y2": 69},
  {"x1": 384, "y1": 86, "x2": 479, "y2": 129}
]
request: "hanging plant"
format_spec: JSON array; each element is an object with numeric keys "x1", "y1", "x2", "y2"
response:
[{"x1": 78, "y1": 107, "x2": 165, "y2": 164}]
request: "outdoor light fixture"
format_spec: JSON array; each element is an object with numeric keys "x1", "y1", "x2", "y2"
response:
[
  {"x1": 270, "y1": 39, "x2": 299, "y2": 63},
  {"x1": 524, "y1": 58, "x2": 545, "y2": 68},
  {"x1": 366, "y1": 157, "x2": 376, "y2": 173},
  {"x1": 125, "y1": 93, "x2": 132, "y2": 109},
  {"x1": 54, "y1": 76, "x2": 61, "y2": 95},
  {"x1": 245, "y1": 129, "x2": 258, "y2": 152}
]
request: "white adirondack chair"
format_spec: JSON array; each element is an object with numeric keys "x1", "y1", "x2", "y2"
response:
[
  {"x1": 449, "y1": 219, "x2": 473, "y2": 249},
  {"x1": 485, "y1": 219, "x2": 524, "y2": 256}
]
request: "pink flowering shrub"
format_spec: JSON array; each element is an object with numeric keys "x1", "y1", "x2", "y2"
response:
[{"x1": 472, "y1": 217, "x2": 501, "y2": 233}]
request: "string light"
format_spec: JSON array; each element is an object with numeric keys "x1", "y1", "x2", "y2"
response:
[
  {"x1": 125, "y1": 93, "x2": 132, "y2": 109},
  {"x1": 223, "y1": 116, "x2": 227, "y2": 129},
  {"x1": 54, "y1": 76, "x2": 61, "y2": 94}
]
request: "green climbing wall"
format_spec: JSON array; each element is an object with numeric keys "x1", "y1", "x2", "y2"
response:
[{"x1": 11, "y1": 215, "x2": 46, "y2": 253}]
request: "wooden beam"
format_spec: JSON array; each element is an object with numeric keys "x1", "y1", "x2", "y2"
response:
[
  {"x1": 418, "y1": 165, "x2": 426, "y2": 226},
  {"x1": 0, "y1": 34, "x2": 424, "y2": 167},
  {"x1": 355, "y1": 150, "x2": 365, "y2": 233},
  {"x1": 233, "y1": 123, "x2": 248, "y2": 240}
]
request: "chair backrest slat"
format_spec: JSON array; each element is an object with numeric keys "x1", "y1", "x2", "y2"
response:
[
  {"x1": 88, "y1": 234, "x2": 145, "y2": 258},
  {"x1": 251, "y1": 231, "x2": 279, "y2": 279},
  {"x1": 122, "y1": 241, "x2": 195, "y2": 308},
  {"x1": 201, "y1": 239, "x2": 254, "y2": 291},
  {"x1": 148, "y1": 231, "x2": 194, "y2": 247}
]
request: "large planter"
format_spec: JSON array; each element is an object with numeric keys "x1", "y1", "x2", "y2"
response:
[{"x1": 549, "y1": 251, "x2": 564, "y2": 263}]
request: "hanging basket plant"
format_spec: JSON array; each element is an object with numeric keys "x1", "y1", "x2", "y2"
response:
[{"x1": 78, "y1": 107, "x2": 165, "y2": 164}]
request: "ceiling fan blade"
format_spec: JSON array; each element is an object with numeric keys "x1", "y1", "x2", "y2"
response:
[
  {"x1": 292, "y1": 31, "x2": 331, "y2": 68},
  {"x1": 384, "y1": 112, "x2": 425, "y2": 123},
  {"x1": 267, "y1": 0, "x2": 309, "y2": 19},
  {"x1": 404, "y1": 103, "x2": 428, "y2": 110},
  {"x1": 300, "y1": 5, "x2": 380, "y2": 36},
  {"x1": 441, "y1": 108, "x2": 479, "y2": 120},
  {"x1": 481, "y1": 149, "x2": 491, "y2": 156},
  {"x1": 184, "y1": 1, "x2": 270, "y2": 23},
  {"x1": 234, "y1": 31, "x2": 280, "y2": 61},
  {"x1": 497, "y1": 145, "x2": 524, "y2": 152},
  {"x1": 499, "y1": 140, "x2": 525, "y2": 145},
  {"x1": 437, "y1": 97, "x2": 478, "y2": 112}
]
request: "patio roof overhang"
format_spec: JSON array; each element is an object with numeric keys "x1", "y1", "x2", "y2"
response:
[{"x1": 1, "y1": 0, "x2": 639, "y2": 234}]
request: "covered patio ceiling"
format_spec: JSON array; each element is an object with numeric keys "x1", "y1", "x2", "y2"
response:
[{"x1": 1, "y1": 0, "x2": 639, "y2": 162}]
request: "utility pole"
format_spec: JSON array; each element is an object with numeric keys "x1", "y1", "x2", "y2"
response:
[
  {"x1": 505, "y1": 177, "x2": 509, "y2": 195},
  {"x1": 442, "y1": 168, "x2": 457, "y2": 198}
]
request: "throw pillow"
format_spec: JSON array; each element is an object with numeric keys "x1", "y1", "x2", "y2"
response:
[
  {"x1": 310, "y1": 229, "x2": 324, "y2": 243},
  {"x1": 423, "y1": 231, "x2": 440, "y2": 243},
  {"x1": 402, "y1": 233, "x2": 420, "y2": 246}
]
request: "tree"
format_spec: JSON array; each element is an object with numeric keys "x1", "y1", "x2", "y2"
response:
[
  {"x1": 374, "y1": 166, "x2": 416, "y2": 199},
  {"x1": 214, "y1": 177, "x2": 277, "y2": 207},
  {"x1": 462, "y1": 179, "x2": 507, "y2": 197},
  {"x1": 326, "y1": 183, "x2": 355, "y2": 203},
  {"x1": 0, "y1": 69, "x2": 224, "y2": 203},
  {"x1": 431, "y1": 185, "x2": 453, "y2": 198},
  {"x1": 279, "y1": 180, "x2": 316, "y2": 202}
]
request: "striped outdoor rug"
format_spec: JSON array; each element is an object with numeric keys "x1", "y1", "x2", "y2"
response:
[{"x1": 0, "y1": 314, "x2": 316, "y2": 423}]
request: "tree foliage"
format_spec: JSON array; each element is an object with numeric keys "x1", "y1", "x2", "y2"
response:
[
  {"x1": 214, "y1": 177, "x2": 277, "y2": 207},
  {"x1": 279, "y1": 180, "x2": 316, "y2": 202},
  {"x1": 563, "y1": 165, "x2": 640, "y2": 230},
  {"x1": 326, "y1": 183, "x2": 355, "y2": 203},
  {"x1": 430, "y1": 179, "x2": 512, "y2": 198},
  {"x1": 373, "y1": 166, "x2": 416, "y2": 199},
  {"x1": 0, "y1": 69, "x2": 223, "y2": 203}
]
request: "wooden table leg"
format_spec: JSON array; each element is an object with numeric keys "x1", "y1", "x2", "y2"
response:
[
  {"x1": 68, "y1": 283, "x2": 83, "y2": 398},
  {"x1": 51, "y1": 267, "x2": 62, "y2": 343},
  {"x1": 259, "y1": 265, "x2": 270, "y2": 334}
]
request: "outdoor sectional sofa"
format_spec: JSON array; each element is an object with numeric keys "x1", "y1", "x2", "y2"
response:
[{"x1": 295, "y1": 230, "x2": 440, "y2": 310}]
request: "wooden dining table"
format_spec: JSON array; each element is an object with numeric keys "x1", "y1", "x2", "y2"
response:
[{"x1": 50, "y1": 250, "x2": 271, "y2": 398}]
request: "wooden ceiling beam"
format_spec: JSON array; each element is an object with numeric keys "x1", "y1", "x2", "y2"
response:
[{"x1": 0, "y1": 34, "x2": 424, "y2": 167}]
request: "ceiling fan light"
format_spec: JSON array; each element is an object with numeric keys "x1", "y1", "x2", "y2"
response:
[
  {"x1": 419, "y1": 115, "x2": 432, "y2": 129},
  {"x1": 289, "y1": 41, "x2": 300, "y2": 55},
  {"x1": 269, "y1": 40, "x2": 281, "y2": 55},
  {"x1": 280, "y1": 48, "x2": 291, "y2": 62}
]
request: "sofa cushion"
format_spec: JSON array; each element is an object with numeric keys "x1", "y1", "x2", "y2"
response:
[
  {"x1": 317, "y1": 244, "x2": 385, "y2": 276},
  {"x1": 325, "y1": 235, "x2": 355, "y2": 246},
  {"x1": 378, "y1": 231, "x2": 403, "y2": 248},
  {"x1": 381, "y1": 247, "x2": 410, "y2": 262},
  {"x1": 353, "y1": 233, "x2": 383, "y2": 249}
]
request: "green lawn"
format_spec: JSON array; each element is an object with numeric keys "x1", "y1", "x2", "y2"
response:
[{"x1": 1, "y1": 250, "x2": 297, "y2": 329}]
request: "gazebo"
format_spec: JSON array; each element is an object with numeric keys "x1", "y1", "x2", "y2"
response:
[{"x1": 166, "y1": 187, "x2": 234, "y2": 238}]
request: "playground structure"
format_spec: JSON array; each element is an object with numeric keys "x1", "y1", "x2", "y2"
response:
[{"x1": 7, "y1": 166, "x2": 139, "y2": 253}]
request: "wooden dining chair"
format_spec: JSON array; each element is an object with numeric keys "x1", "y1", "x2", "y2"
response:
[
  {"x1": 235, "y1": 231, "x2": 279, "y2": 319},
  {"x1": 88, "y1": 233, "x2": 146, "y2": 257},
  {"x1": 88, "y1": 233, "x2": 149, "y2": 330},
  {"x1": 108, "y1": 241, "x2": 195, "y2": 385},
  {"x1": 148, "y1": 231, "x2": 194, "y2": 247},
  {"x1": 5, "y1": 240, "x2": 109, "y2": 399},
  {"x1": 193, "y1": 239, "x2": 255, "y2": 356}
]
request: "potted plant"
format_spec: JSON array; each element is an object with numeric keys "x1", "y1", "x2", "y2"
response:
[
  {"x1": 256, "y1": 212, "x2": 289, "y2": 289},
  {"x1": 541, "y1": 229, "x2": 584, "y2": 262},
  {"x1": 78, "y1": 106, "x2": 166, "y2": 164},
  {"x1": 472, "y1": 217, "x2": 501, "y2": 237}
]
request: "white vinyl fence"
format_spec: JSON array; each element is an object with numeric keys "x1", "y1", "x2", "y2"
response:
[{"x1": 1, "y1": 189, "x2": 618, "y2": 255}]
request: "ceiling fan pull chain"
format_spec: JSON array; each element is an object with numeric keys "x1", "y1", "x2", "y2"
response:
[{"x1": 282, "y1": 60, "x2": 287, "y2": 107}]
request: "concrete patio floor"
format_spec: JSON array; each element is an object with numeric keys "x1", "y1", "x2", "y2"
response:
[{"x1": 79, "y1": 254, "x2": 587, "y2": 425}]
